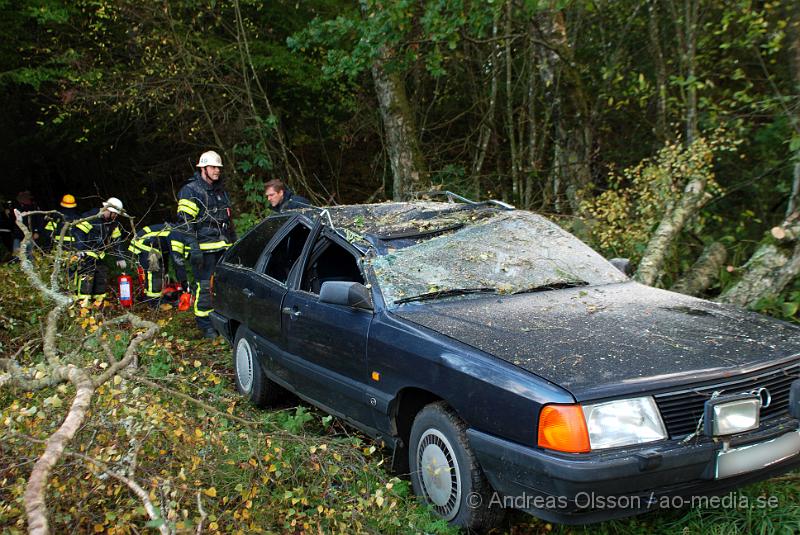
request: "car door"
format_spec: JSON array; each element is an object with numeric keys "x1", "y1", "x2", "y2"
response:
[
  {"x1": 281, "y1": 230, "x2": 374, "y2": 424},
  {"x1": 213, "y1": 215, "x2": 290, "y2": 325},
  {"x1": 247, "y1": 218, "x2": 313, "y2": 385}
]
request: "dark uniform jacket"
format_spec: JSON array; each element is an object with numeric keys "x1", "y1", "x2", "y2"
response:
[
  {"x1": 127, "y1": 223, "x2": 188, "y2": 282},
  {"x1": 176, "y1": 173, "x2": 235, "y2": 254},
  {"x1": 44, "y1": 206, "x2": 80, "y2": 247},
  {"x1": 275, "y1": 188, "x2": 310, "y2": 213},
  {"x1": 73, "y1": 210, "x2": 125, "y2": 260}
]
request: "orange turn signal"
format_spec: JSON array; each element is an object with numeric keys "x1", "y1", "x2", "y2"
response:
[{"x1": 537, "y1": 404, "x2": 591, "y2": 453}]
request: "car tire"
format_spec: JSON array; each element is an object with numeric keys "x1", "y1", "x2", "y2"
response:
[
  {"x1": 232, "y1": 327, "x2": 280, "y2": 408},
  {"x1": 408, "y1": 402, "x2": 504, "y2": 531}
]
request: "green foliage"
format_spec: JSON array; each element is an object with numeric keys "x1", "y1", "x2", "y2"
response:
[
  {"x1": 147, "y1": 346, "x2": 173, "y2": 377},
  {"x1": 581, "y1": 133, "x2": 737, "y2": 265},
  {"x1": 276, "y1": 406, "x2": 315, "y2": 434},
  {"x1": 752, "y1": 280, "x2": 800, "y2": 323}
]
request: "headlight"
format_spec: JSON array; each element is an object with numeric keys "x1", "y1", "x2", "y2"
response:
[{"x1": 582, "y1": 396, "x2": 667, "y2": 450}]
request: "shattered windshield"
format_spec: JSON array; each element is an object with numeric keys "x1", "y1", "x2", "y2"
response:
[{"x1": 369, "y1": 211, "x2": 627, "y2": 305}]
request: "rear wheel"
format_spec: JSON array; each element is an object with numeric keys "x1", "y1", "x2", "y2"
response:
[
  {"x1": 232, "y1": 327, "x2": 281, "y2": 407},
  {"x1": 408, "y1": 402, "x2": 504, "y2": 531}
]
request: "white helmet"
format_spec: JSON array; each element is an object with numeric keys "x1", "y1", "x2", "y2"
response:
[
  {"x1": 102, "y1": 197, "x2": 125, "y2": 215},
  {"x1": 196, "y1": 150, "x2": 223, "y2": 167}
]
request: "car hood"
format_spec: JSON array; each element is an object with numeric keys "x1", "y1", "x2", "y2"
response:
[{"x1": 392, "y1": 281, "x2": 800, "y2": 400}]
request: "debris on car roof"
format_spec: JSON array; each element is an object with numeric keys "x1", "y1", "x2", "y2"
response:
[{"x1": 304, "y1": 200, "x2": 506, "y2": 248}]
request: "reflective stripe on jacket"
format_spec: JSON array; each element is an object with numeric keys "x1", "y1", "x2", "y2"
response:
[{"x1": 176, "y1": 173, "x2": 234, "y2": 254}]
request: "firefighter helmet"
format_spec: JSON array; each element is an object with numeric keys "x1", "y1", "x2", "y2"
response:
[
  {"x1": 102, "y1": 197, "x2": 125, "y2": 215},
  {"x1": 60, "y1": 194, "x2": 77, "y2": 208},
  {"x1": 196, "y1": 150, "x2": 223, "y2": 168}
]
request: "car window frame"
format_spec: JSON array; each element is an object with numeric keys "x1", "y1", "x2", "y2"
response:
[
  {"x1": 294, "y1": 227, "x2": 367, "y2": 298},
  {"x1": 256, "y1": 216, "x2": 315, "y2": 287},
  {"x1": 221, "y1": 214, "x2": 293, "y2": 271}
]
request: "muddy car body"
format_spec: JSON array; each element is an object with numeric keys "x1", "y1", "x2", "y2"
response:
[{"x1": 210, "y1": 199, "x2": 800, "y2": 529}]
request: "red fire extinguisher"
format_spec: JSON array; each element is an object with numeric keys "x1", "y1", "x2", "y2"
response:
[{"x1": 118, "y1": 273, "x2": 133, "y2": 308}]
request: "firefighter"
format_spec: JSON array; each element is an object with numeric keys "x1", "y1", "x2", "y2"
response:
[
  {"x1": 44, "y1": 194, "x2": 80, "y2": 250},
  {"x1": 127, "y1": 222, "x2": 188, "y2": 305},
  {"x1": 72, "y1": 197, "x2": 128, "y2": 305},
  {"x1": 176, "y1": 150, "x2": 235, "y2": 338}
]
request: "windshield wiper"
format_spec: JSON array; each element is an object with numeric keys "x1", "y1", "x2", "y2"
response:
[
  {"x1": 394, "y1": 287, "x2": 498, "y2": 304},
  {"x1": 513, "y1": 280, "x2": 589, "y2": 294}
]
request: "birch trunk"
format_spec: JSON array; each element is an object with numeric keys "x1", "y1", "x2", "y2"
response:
[
  {"x1": 536, "y1": 8, "x2": 592, "y2": 214},
  {"x1": 718, "y1": 217, "x2": 800, "y2": 307},
  {"x1": 370, "y1": 60, "x2": 428, "y2": 200},
  {"x1": 361, "y1": 1, "x2": 427, "y2": 200},
  {"x1": 635, "y1": 171, "x2": 709, "y2": 286},
  {"x1": 671, "y1": 241, "x2": 727, "y2": 296}
]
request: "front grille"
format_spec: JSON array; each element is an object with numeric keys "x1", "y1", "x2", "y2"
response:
[{"x1": 655, "y1": 362, "x2": 800, "y2": 438}]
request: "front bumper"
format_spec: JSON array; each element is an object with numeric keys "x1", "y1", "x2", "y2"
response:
[{"x1": 468, "y1": 418, "x2": 800, "y2": 524}]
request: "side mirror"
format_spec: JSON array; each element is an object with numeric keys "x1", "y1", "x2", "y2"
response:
[
  {"x1": 319, "y1": 281, "x2": 373, "y2": 310},
  {"x1": 609, "y1": 257, "x2": 632, "y2": 276}
]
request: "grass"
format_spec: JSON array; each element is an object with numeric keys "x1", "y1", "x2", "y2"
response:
[{"x1": 0, "y1": 260, "x2": 798, "y2": 534}]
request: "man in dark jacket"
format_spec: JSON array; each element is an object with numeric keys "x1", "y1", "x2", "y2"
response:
[
  {"x1": 72, "y1": 197, "x2": 128, "y2": 305},
  {"x1": 176, "y1": 150, "x2": 235, "y2": 338},
  {"x1": 265, "y1": 179, "x2": 310, "y2": 213}
]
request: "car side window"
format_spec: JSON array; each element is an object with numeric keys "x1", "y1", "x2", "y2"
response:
[
  {"x1": 223, "y1": 216, "x2": 289, "y2": 269},
  {"x1": 263, "y1": 223, "x2": 311, "y2": 283},
  {"x1": 300, "y1": 236, "x2": 364, "y2": 294}
]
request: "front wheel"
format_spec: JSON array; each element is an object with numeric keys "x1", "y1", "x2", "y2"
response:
[
  {"x1": 232, "y1": 327, "x2": 281, "y2": 407},
  {"x1": 408, "y1": 402, "x2": 504, "y2": 531}
]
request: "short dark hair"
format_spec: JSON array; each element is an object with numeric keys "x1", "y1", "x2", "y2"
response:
[{"x1": 264, "y1": 179, "x2": 286, "y2": 193}]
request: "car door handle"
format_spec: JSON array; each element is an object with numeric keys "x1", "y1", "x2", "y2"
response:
[
  {"x1": 282, "y1": 306, "x2": 302, "y2": 318},
  {"x1": 242, "y1": 288, "x2": 254, "y2": 298}
]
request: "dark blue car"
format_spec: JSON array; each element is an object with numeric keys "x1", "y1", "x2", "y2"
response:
[{"x1": 210, "y1": 199, "x2": 800, "y2": 530}]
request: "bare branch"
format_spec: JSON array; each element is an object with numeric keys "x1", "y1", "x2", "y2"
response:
[
  {"x1": 24, "y1": 365, "x2": 94, "y2": 535},
  {"x1": 195, "y1": 491, "x2": 207, "y2": 535},
  {"x1": 93, "y1": 313, "x2": 159, "y2": 386}
]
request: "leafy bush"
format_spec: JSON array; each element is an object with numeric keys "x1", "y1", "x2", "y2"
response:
[{"x1": 581, "y1": 133, "x2": 736, "y2": 269}]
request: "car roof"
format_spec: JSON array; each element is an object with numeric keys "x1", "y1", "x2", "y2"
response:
[{"x1": 297, "y1": 200, "x2": 511, "y2": 249}]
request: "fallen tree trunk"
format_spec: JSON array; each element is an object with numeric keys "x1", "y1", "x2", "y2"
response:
[
  {"x1": 635, "y1": 172, "x2": 710, "y2": 286},
  {"x1": 717, "y1": 216, "x2": 800, "y2": 307},
  {"x1": 671, "y1": 241, "x2": 727, "y2": 296}
]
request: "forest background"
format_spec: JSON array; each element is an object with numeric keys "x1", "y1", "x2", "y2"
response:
[{"x1": 2, "y1": 0, "x2": 800, "y2": 308}]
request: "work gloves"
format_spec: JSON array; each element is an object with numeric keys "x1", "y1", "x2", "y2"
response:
[{"x1": 116, "y1": 259, "x2": 127, "y2": 269}]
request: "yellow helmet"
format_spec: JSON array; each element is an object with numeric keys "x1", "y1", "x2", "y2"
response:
[{"x1": 60, "y1": 194, "x2": 77, "y2": 208}]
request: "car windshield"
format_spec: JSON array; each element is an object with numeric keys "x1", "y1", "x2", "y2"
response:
[{"x1": 369, "y1": 211, "x2": 627, "y2": 305}]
